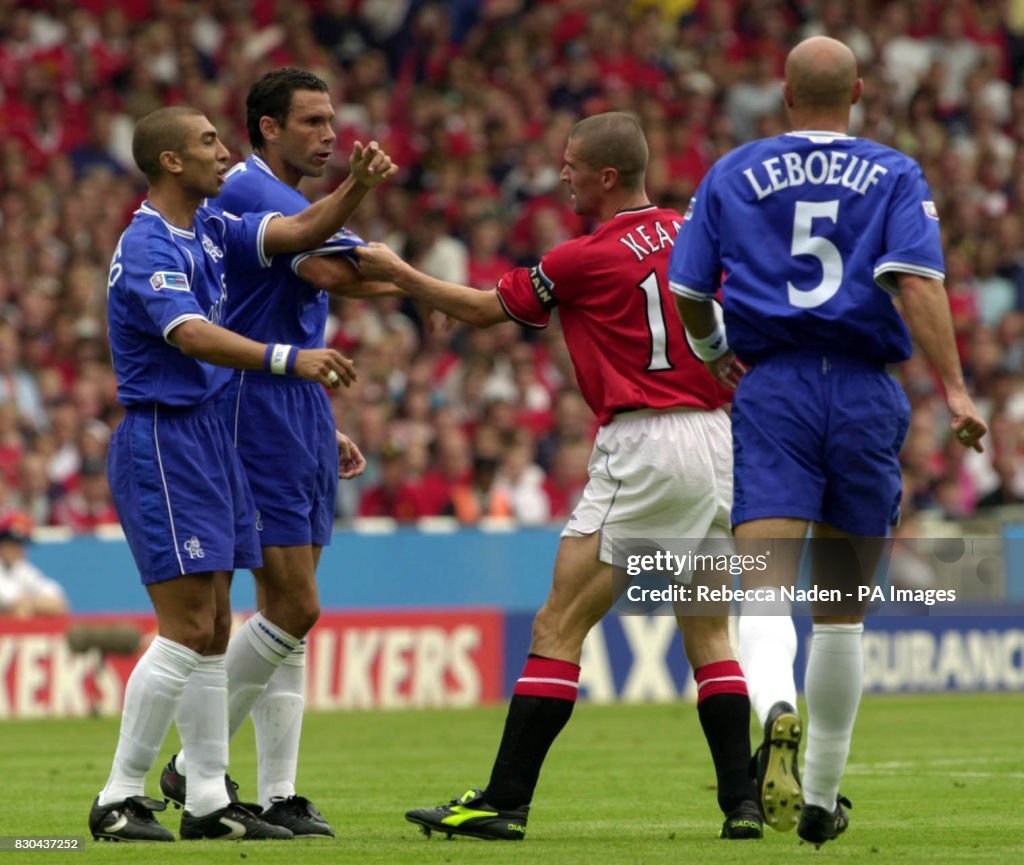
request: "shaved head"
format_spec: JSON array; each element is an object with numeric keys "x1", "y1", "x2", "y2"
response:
[
  {"x1": 567, "y1": 112, "x2": 648, "y2": 191},
  {"x1": 785, "y1": 37, "x2": 858, "y2": 111},
  {"x1": 132, "y1": 105, "x2": 205, "y2": 180}
]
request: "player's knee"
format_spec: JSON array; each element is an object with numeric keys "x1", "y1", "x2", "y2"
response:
[
  {"x1": 293, "y1": 597, "x2": 320, "y2": 636},
  {"x1": 172, "y1": 614, "x2": 216, "y2": 655},
  {"x1": 264, "y1": 594, "x2": 319, "y2": 639},
  {"x1": 207, "y1": 606, "x2": 233, "y2": 654}
]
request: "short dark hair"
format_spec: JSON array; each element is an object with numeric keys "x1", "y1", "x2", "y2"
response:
[
  {"x1": 247, "y1": 67, "x2": 329, "y2": 148},
  {"x1": 132, "y1": 105, "x2": 205, "y2": 181},
  {"x1": 568, "y1": 112, "x2": 648, "y2": 191}
]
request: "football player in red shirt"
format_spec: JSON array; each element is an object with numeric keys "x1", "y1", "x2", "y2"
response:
[{"x1": 358, "y1": 112, "x2": 761, "y2": 841}]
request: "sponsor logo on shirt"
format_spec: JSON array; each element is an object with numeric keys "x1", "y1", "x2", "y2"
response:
[
  {"x1": 922, "y1": 200, "x2": 939, "y2": 220},
  {"x1": 149, "y1": 271, "x2": 190, "y2": 292}
]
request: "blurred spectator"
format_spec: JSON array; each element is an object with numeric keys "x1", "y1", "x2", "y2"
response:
[
  {"x1": 543, "y1": 439, "x2": 591, "y2": 519},
  {"x1": 494, "y1": 435, "x2": 550, "y2": 524},
  {"x1": 724, "y1": 53, "x2": 782, "y2": 143},
  {"x1": 69, "y1": 107, "x2": 128, "y2": 178},
  {"x1": 976, "y1": 453, "x2": 1024, "y2": 508},
  {"x1": 417, "y1": 426, "x2": 472, "y2": 515},
  {"x1": 358, "y1": 442, "x2": 430, "y2": 522},
  {"x1": 466, "y1": 214, "x2": 513, "y2": 290},
  {"x1": 536, "y1": 389, "x2": 594, "y2": 472},
  {"x1": 49, "y1": 459, "x2": 119, "y2": 532},
  {"x1": 15, "y1": 451, "x2": 51, "y2": 529},
  {"x1": 0, "y1": 321, "x2": 47, "y2": 433},
  {"x1": 447, "y1": 454, "x2": 513, "y2": 523},
  {"x1": 0, "y1": 512, "x2": 68, "y2": 617}
]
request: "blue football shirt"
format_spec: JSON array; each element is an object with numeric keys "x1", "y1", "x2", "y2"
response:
[
  {"x1": 668, "y1": 131, "x2": 945, "y2": 365},
  {"x1": 212, "y1": 154, "x2": 366, "y2": 348},
  {"x1": 107, "y1": 202, "x2": 278, "y2": 406}
]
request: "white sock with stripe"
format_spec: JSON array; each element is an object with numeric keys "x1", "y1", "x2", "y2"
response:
[
  {"x1": 226, "y1": 613, "x2": 300, "y2": 741},
  {"x1": 98, "y1": 636, "x2": 200, "y2": 806},
  {"x1": 176, "y1": 612, "x2": 298, "y2": 777}
]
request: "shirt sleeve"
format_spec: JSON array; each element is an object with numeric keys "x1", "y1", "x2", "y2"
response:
[
  {"x1": 873, "y1": 163, "x2": 946, "y2": 294},
  {"x1": 287, "y1": 226, "x2": 367, "y2": 275},
  {"x1": 120, "y1": 232, "x2": 208, "y2": 343},
  {"x1": 668, "y1": 174, "x2": 723, "y2": 300},
  {"x1": 495, "y1": 264, "x2": 556, "y2": 329},
  {"x1": 495, "y1": 238, "x2": 590, "y2": 328},
  {"x1": 216, "y1": 209, "x2": 281, "y2": 271}
]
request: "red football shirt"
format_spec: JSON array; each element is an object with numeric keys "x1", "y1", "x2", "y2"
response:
[{"x1": 496, "y1": 205, "x2": 730, "y2": 426}]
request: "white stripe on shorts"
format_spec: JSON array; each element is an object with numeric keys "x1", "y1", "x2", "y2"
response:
[{"x1": 153, "y1": 406, "x2": 184, "y2": 575}]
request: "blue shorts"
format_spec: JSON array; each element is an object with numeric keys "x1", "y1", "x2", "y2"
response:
[
  {"x1": 731, "y1": 352, "x2": 911, "y2": 536},
  {"x1": 219, "y1": 372, "x2": 338, "y2": 547},
  {"x1": 108, "y1": 402, "x2": 262, "y2": 585}
]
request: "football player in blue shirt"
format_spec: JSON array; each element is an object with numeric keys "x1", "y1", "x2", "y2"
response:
[
  {"x1": 158, "y1": 69, "x2": 396, "y2": 838},
  {"x1": 669, "y1": 37, "x2": 986, "y2": 846},
  {"x1": 89, "y1": 105, "x2": 395, "y2": 843}
]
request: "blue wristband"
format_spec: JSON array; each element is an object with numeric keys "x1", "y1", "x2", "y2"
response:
[
  {"x1": 263, "y1": 344, "x2": 275, "y2": 372},
  {"x1": 286, "y1": 347, "x2": 298, "y2": 374}
]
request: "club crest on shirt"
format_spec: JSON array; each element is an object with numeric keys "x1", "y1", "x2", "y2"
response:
[
  {"x1": 202, "y1": 234, "x2": 225, "y2": 261},
  {"x1": 149, "y1": 271, "x2": 190, "y2": 291},
  {"x1": 922, "y1": 200, "x2": 939, "y2": 220}
]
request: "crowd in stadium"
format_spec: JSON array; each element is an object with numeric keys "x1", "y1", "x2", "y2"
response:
[{"x1": 1, "y1": 0, "x2": 1023, "y2": 532}]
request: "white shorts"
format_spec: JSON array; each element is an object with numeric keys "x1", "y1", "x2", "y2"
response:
[{"x1": 562, "y1": 407, "x2": 733, "y2": 564}]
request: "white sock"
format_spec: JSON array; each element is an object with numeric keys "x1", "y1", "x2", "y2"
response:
[
  {"x1": 738, "y1": 612, "x2": 798, "y2": 724},
  {"x1": 175, "y1": 654, "x2": 230, "y2": 817},
  {"x1": 802, "y1": 623, "x2": 864, "y2": 809},
  {"x1": 98, "y1": 636, "x2": 199, "y2": 806},
  {"x1": 228, "y1": 613, "x2": 300, "y2": 740},
  {"x1": 253, "y1": 640, "x2": 306, "y2": 809},
  {"x1": 177, "y1": 612, "x2": 298, "y2": 776}
]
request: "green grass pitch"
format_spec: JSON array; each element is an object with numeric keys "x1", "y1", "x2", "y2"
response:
[{"x1": 1, "y1": 694, "x2": 1021, "y2": 864}]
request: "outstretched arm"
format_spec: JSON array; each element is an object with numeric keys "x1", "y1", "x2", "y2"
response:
[
  {"x1": 297, "y1": 255, "x2": 403, "y2": 298},
  {"x1": 356, "y1": 242, "x2": 508, "y2": 328},
  {"x1": 169, "y1": 319, "x2": 356, "y2": 390},
  {"x1": 263, "y1": 142, "x2": 397, "y2": 256},
  {"x1": 895, "y1": 273, "x2": 987, "y2": 451}
]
